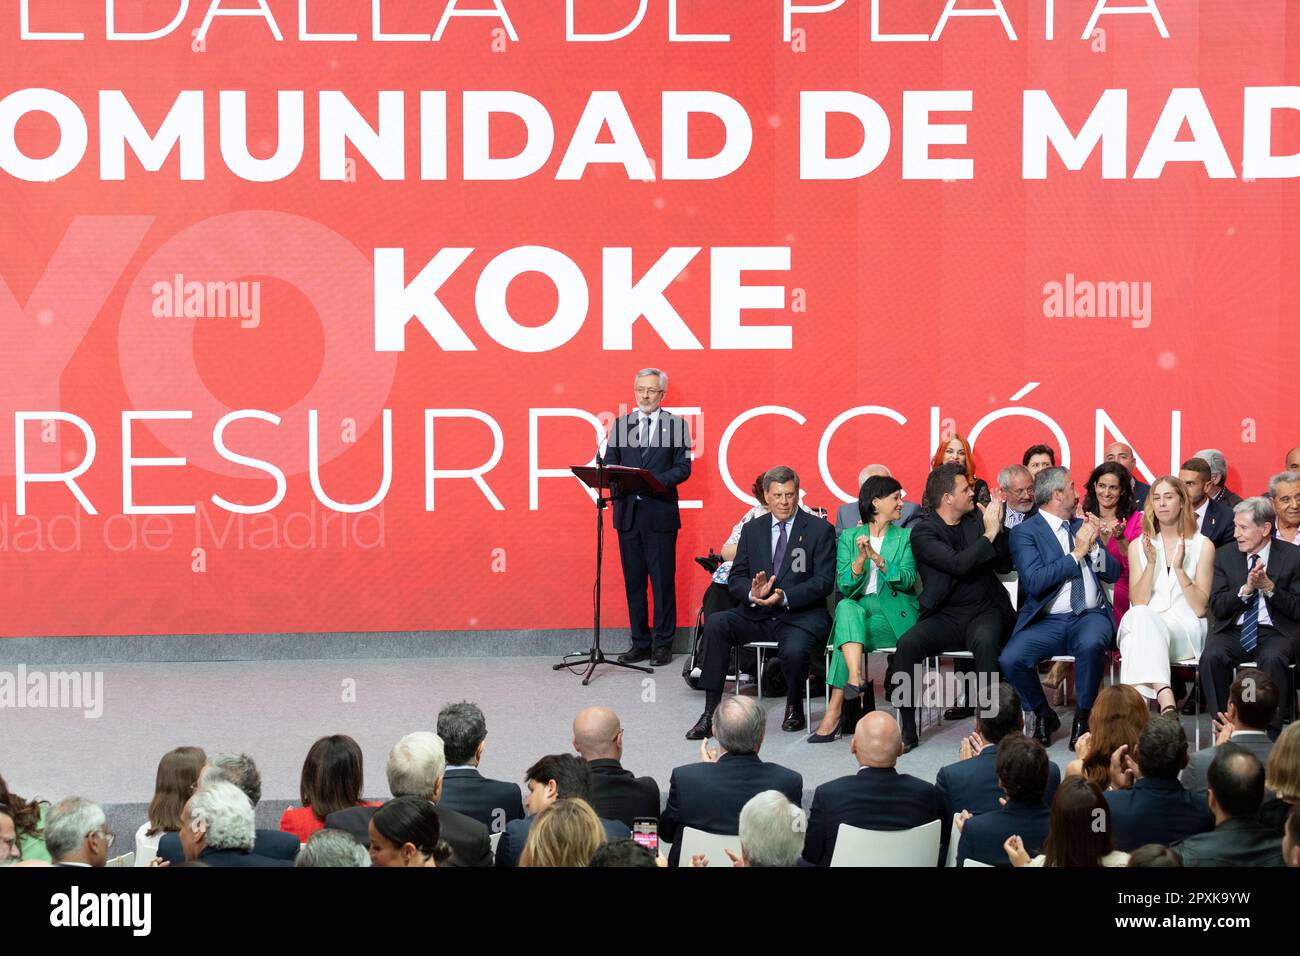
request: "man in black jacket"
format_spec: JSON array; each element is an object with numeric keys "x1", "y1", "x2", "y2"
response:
[
  {"x1": 572, "y1": 706, "x2": 659, "y2": 828},
  {"x1": 956, "y1": 735, "x2": 1052, "y2": 867},
  {"x1": 1173, "y1": 744, "x2": 1284, "y2": 866},
  {"x1": 1104, "y1": 717, "x2": 1212, "y2": 851},
  {"x1": 436, "y1": 701, "x2": 524, "y2": 829},
  {"x1": 180, "y1": 781, "x2": 293, "y2": 868}
]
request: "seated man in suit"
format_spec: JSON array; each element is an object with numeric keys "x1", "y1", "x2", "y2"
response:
[
  {"x1": 178, "y1": 781, "x2": 292, "y2": 867},
  {"x1": 1195, "y1": 448, "x2": 1242, "y2": 509},
  {"x1": 1105, "y1": 442, "x2": 1150, "y2": 508},
  {"x1": 890, "y1": 463, "x2": 1015, "y2": 749},
  {"x1": 999, "y1": 464, "x2": 1037, "y2": 533},
  {"x1": 689, "y1": 466, "x2": 835, "y2": 737},
  {"x1": 157, "y1": 753, "x2": 298, "y2": 864},
  {"x1": 436, "y1": 701, "x2": 524, "y2": 829},
  {"x1": 1000, "y1": 466, "x2": 1120, "y2": 749},
  {"x1": 956, "y1": 735, "x2": 1052, "y2": 867},
  {"x1": 835, "y1": 465, "x2": 920, "y2": 535},
  {"x1": 1105, "y1": 716, "x2": 1212, "y2": 850},
  {"x1": 324, "y1": 732, "x2": 491, "y2": 867},
  {"x1": 800, "y1": 711, "x2": 944, "y2": 866},
  {"x1": 572, "y1": 706, "x2": 659, "y2": 828},
  {"x1": 496, "y1": 755, "x2": 629, "y2": 867},
  {"x1": 936, "y1": 682, "x2": 1061, "y2": 823},
  {"x1": 1203, "y1": 497, "x2": 1300, "y2": 737},
  {"x1": 1181, "y1": 669, "x2": 1277, "y2": 799},
  {"x1": 43, "y1": 798, "x2": 110, "y2": 868},
  {"x1": 662, "y1": 696, "x2": 802, "y2": 866},
  {"x1": 1172, "y1": 744, "x2": 1284, "y2": 866},
  {"x1": 1180, "y1": 457, "x2": 1235, "y2": 548}
]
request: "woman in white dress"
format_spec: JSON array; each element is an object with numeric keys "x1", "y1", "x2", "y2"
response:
[{"x1": 1117, "y1": 477, "x2": 1215, "y2": 715}]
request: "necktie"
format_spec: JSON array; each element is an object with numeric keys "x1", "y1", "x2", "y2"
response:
[
  {"x1": 1242, "y1": 554, "x2": 1261, "y2": 654},
  {"x1": 1066, "y1": 524, "x2": 1086, "y2": 614},
  {"x1": 773, "y1": 520, "x2": 788, "y2": 574}
]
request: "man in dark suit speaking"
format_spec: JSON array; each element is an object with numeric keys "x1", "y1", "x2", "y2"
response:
[
  {"x1": 689, "y1": 466, "x2": 835, "y2": 737},
  {"x1": 601, "y1": 368, "x2": 693, "y2": 667}
]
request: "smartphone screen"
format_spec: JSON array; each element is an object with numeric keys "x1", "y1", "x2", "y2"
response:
[{"x1": 632, "y1": 817, "x2": 658, "y2": 854}]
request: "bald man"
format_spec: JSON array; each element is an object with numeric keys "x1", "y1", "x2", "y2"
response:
[
  {"x1": 1105, "y1": 442, "x2": 1149, "y2": 507},
  {"x1": 572, "y1": 707, "x2": 660, "y2": 827},
  {"x1": 799, "y1": 712, "x2": 944, "y2": 866},
  {"x1": 1286, "y1": 447, "x2": 1300, "y2": 474},
  {"x1": 835, "y1": 464, "x2": 921, "y2": 536}
]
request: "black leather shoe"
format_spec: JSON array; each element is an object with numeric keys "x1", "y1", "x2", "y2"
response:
[
  {"x1": 651, "y1": 647, "x2": 673, "y2": 667},
  {"x1": 1069, "y1": 710, "x2": 1091, "y2": 751},
  {"x1": 1033, "y1": 708, "x2": 1061, "y2": 747},
  {"x1": 782, "y1": 705, "x2": 807, "y2": 732},
  {"x1": 898, "y1": 707, "x2": 919, "y2": 753},
  {"x1": 618, "y1": 647, "x2": 651, "y2": 664},
  {"x1": 685, "y1": 713, "x2": 713, "y2": 740},
  {"x1": 943, "y1": 706, "x2": 976, "y2": 721}
]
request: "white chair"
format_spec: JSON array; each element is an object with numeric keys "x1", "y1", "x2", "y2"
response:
[
  {"x1": 829, "y1": 818, "x2": 942, "y2": 867},
  {"x1": 944, "y1": 814, "x2": 961, "y2": 868},
  {"x1": 106, "y1": 852, "x2": 135, "y2": 868},
  {"x1": 676, "y1": 827, "x2": 741, "y2": 867},
  {"x1": 963, "y1": 858, "x2": 994, "y2": 868},
  {"x1": 489, "y1": 831, "x2": 502, "y2": 861},
  {"x1": 742, "y1": 641, "x2": 813, "y2": 721},
  {"x1": 133, "y1": 843, "x2": 157, "y2": 868}
]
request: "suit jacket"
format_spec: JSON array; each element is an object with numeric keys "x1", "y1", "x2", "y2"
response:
[
  {"x1": 834, "y1": 523, "x2": 920, "y2": 641},
  {"x1": 587, "y1": 759, "x2": 661, "y2": 829},
  {"x1": 1179, "y1": 731, "x2": 1274, "y2": 799},
  {"x1": 935, "y1": 741, "x2": 1061, "y2": 822},
  {"x1": 1104, "y1": 777, "x2": 1213, "y2": 851},
  {"x1": 438, "y1": 768, "x2": 525, "y2": 829},
  {"x1": 909, "y1": 511, "x2": 1014, "y2": 620},
  {"x1": 1173, "y1": 817, "x2": 1285, "y2": 867},
  {"x1": 727, "y1": 509, "x2": 835, "y2": 641},
  {"x1": 800, "y1": 766, "x2": 944, "y2": 867},
  {"x1": 1199, "y1": 498, "x2": 1236, "y2": 549},
  {"x1": 323, "y1": 802, "x2": 493, "y2": 868},
  {"x1": 1010, "y1": 512, "x2": 1121, "y2": 637},
  {"x1": 196, "y1": 847, "x2": 294, "y2": 868},
  {"x1": 659, "y1": 752, "x2": 803, "y2": 866},
  {"x1": 158, "y1": 828, "x2": 298, "y2": 865},
  {"x1": 957, "y1": 799, "x2": 1051, "y2": 867},
  {"x1": 1215, "y1": 487, "x2": 1243, "y2": 509},
  {"x1": 1132, "y1": 480, "x2": 1150, "y2": 509},
  {"x1": 600, "y1": 410, "x2": 692, "y2": 532},
  {"x1": 835, "y1": 500, "x2": 921, "y2": 536},
  {"x1": 1209, "y1": 542, "x2": 1300, "y2": 641},
  {"x1": 494, "y1": 813, "x2": 630, "y2": 867}
]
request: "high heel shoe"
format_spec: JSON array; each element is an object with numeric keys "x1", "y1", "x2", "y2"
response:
[
  {"x1": 843, "y1": 683, "x2": 862, "y2": 702},
  {"x1": 806, "y1": 729, "x2": 842, "y2": 743}
]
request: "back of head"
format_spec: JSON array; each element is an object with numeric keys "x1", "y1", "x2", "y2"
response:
[
  {"x1": 1265, "y1": 722, "x2": 1300, "y2": 803},
  {"x1": 371, "y1": 795, "x2": 450, "y2": 864},
  {"x1": 525, "y1": 754, "x2": 592, "y2": 801},
  {"x1": 589, "y1": 839, "x2": 657, "y2": 868},
  {"x1": 714, "y1": 696, "x2": 765, "y2": 756},
  {"x1": 190, "y1": 780, "x2": 255, "y2": 853},
  {"x1": 147, "y1": 745, "x2": 207, "y2": 835},
  {"x1": 977, "y1": 682, "x2": 1023, "y2": 745},
  {"x1": 296, "y1": 829, "x2": 371, "y2": 867},
  {"x1": 738, "y1": 790, "x2": 806, "y2": 867},
  {"x1": 1082, "y1": 685, "x2": 1149, "y2": 788},
  {"x1": 437, "y1": 701, "x2": 487, "y2": 766},
  {"x1": 996, "y1": 735, "x2": 1049, "y2": 805},
  {"x1": 853, "y1": 711, "x2": 902, "y2": 768},
  {"x1": 924, "y1": 463, "x2": 968, "y2": 512},
  {"x1": 1043, "y1": 777, "x2": 1113, "y2": 867},
  {"x1": 573, "y1": 706, "x2": 622, "y2": 761},
  {"x1": 520, "y1": 798, "x2": 605, "y2": 868},
  {"x1": 209, "y1": 752, "x2": 262, "y2": 807},
  {"x1": 300, "y1": 734, "x2": 365, "y2": 820},
  {"x1": 387, "y1": 731, "x2": 445, "y2": 799},
  {"x1": 1207, "y1": 743, "x2": 1265, "y2": 821},
  {"x1": 44, "y1": 797, "x2": 106, "y2": 863},
  {"x1": 1135, "y1": 716, "x2": 1188, "y2": 781},
  {"x1": 1126, "y1": 844, "x2": 1183, "y2": 868},
  {"x1": 1230, "y1": 669, "x2": 1279, "y2": 732}
]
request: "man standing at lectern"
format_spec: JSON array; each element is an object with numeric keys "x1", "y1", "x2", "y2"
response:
[{"x1": 601, "y1": 369, "x2": 693, "y2": 667}]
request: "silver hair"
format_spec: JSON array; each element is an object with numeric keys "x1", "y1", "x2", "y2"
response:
[
  {"x1": 189, "y1": 780, "x2": 255, "y2": 852},
  {"x1": 1268, "y1": 471, "x2": 1300, "y2": 496},
  {"x1": 1234, "y1": 496, "x2": 1276, "y2": 529},
  {"x1": 43, "y1": 797, "x2": 106, "y2": 862},
  {"x1": 713, "y1": 696, "x2": 765, "y2": 755},
  {"x1": 296, "y1": 829, "x2": 371, "y2": 868},
  {"x1": 208, "y1": 752, "x2": 262, "y2": 807},
  {"x1": 1194, "y1": 448, "x2": 1227, "y2": 482},
  {"x1": 762, "y1": 465, "x2": 800, "y2": 493},
  {"x1": 998, "y1": 463, "x2": 1031, "y2": 491},
  {"x1": 738, "y1": 790, "x2": 807, "y2": 868},
  {"x1": 634, "y1": 368, "x2": 667, "y2": 389},
  {"x1": 1033, "y1": 466, "x2": 1071, "y2": 508},
  {"x1": 387, "y1": 732, "x2": 446, "y2": 799}
]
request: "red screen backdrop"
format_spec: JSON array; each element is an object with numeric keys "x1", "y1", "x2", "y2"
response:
[{"x1": 1, "y1": 0, "x2": 1297, "y2": 637}]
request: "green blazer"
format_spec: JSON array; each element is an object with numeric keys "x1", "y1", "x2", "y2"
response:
[{"x1": 835, "y1": 523, "x2": 920, "y2": 641}]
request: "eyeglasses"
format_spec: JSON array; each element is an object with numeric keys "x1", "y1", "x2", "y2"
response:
[
  {"x1": 634, "y1": 388, "x2": 663, "y2": 396},
  {"x1": 88, "y1": 829, "x2": 115, "y2": 848}
]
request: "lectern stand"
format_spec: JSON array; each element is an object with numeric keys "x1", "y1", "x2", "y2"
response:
[{"x1": 554, "y1": 462, "x2": 667, "y2": 685}]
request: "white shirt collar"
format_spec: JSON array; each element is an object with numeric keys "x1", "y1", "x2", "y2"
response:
[
  {"x1": 1248, "y1": 541, "x2": 1271, "y2": 566},
  {"x1": 1040, "y1": 510, "x2": 1067, "y2": 533},
  {"x1": 1194, "y1": 499, "x2": 1209, "y2": 523}
]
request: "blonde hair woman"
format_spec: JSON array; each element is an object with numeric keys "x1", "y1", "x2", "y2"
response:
[
  {"x1": 1116, "y1": 477, "x2": 1215, "y2": 715},
  {"x1": 518, "y1": 798, "x2": 605, "y2": 867}
]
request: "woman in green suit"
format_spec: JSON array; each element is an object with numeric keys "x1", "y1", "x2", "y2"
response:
[{"x1": 809, "y1": 474, "x2": 920, "y2": 742}]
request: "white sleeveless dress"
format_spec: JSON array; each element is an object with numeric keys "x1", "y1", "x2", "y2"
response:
[{"x1": 1117, "y1": 534, "x2": 1209, "y2": 697}]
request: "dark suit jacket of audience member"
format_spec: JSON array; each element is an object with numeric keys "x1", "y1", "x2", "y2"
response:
[
  {"x1": 1103, "y1": 777, "x2": 1213, "y2": 851},
  {"x1": 726, "y1": 508, "x2": 836, "y2": 640},
  {"x1": 157, "y1": 828, "x2": 298, "y2": 865},
  {"x1": 957, "y1": 799, "x2": 1051, "y2": 867},
  {"x1": 196, "y1": 847, "x2": 294, "y2": 867},
  {"x1": 587, "y1": 758, "x2": 661, "y2": 829},
  {"x1": 438, "y1": 768, "x2": 525, "y2": 829},
  {"x1": 1180, "y1": 732, "x2": 1273, "y2": 800},
  {"x1": 1200, "y1": 498, "x2": 1236, "y2": 549},
  {"x1": 835, "y1": 500, "x2": 921, "y2": 537},
  {"x1": 936, "y1": 743, "x2": 1061, "y2": 822},
  {"x1": 324, "y1": 803, "x2": 493, "y2": 868},
  {"x1": 800, "y1": 766, "x2": 944, "y2": 867},
  {"x1": 494, "y1": 814, "x2": 630, "y2": 867},
  {"x1": 1173, "y1": 817, "x2": 1285, "y2": 867},
  {"x1": 659, "y1": 752, "x2": 803, "y2": 866}
]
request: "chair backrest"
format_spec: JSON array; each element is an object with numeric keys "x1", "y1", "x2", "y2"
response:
[
  {"x1": 133, "y1": 844, "x2": 158, "y2": 868},
  {"x1": 830, "y1": 819, "x2": 942, "y2": 867},
  {"x1": 489, "y1": 831, "x2": 502, "y2": 861},
  {"x1": 963, "y1": 858, "x2": 994, "y2": 868},
  {"x1": 998, "y1": 571, "x2": 1018, "y2": 605},
  {"x1": 944, "y1": 814, "x2": 961, "y2": 868},
  {"x1": 106, "y1": 852, "x2": 135, "y2": 868},
  {"x1": 677, "y1": 827, "x2": 741, "y2": 867}
]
